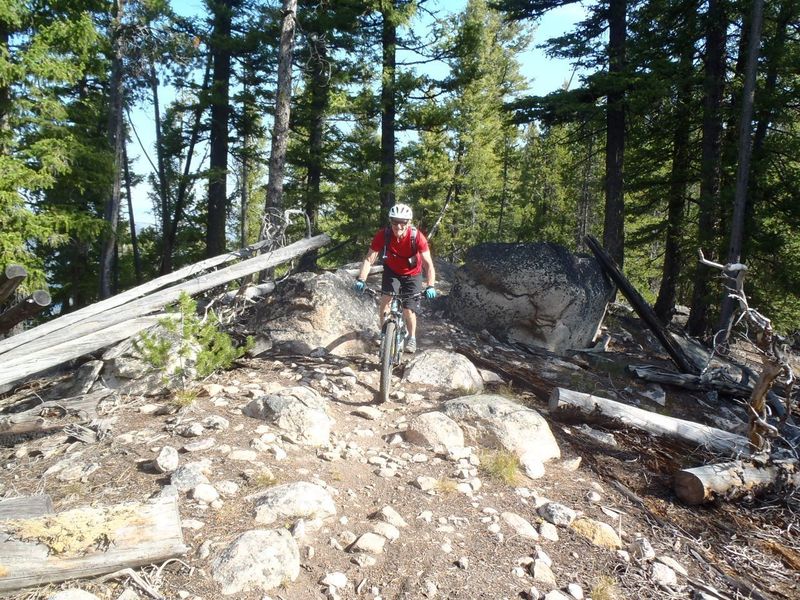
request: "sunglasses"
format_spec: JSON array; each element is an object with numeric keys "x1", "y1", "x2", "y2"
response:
[{"x1": 390, "y1": 219, "x2": 409, "y2": 226}]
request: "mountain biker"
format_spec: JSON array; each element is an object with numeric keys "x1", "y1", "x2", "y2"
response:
[{"x1": 353, "y1": 203, "x2": 436, "y2": 353}]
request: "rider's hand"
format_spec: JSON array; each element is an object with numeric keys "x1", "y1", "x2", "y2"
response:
[
  {"x1": 425, "y1": 286, "x2": 437, "y2": 299},
  {"x1": 353, "y1": 278, "x2": 366, "y2": 293}
]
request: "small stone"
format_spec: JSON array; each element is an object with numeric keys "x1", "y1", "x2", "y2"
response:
[
  {"x1": 191, "y1": 483, "x2": 220, "y2": 503},
  {"x1": 153, "y1": 446, "x2": 179, "y2": 473},
  {"x1": 177, "y1": 422, "x2": 204, "y2": 438},
  {"x1": 227, "y1": 449, "x2": 258, "y2": 461},
  {"x1": 566, "y1": 582, "x2": 584, "y2": 599},
  {"x1": 321, "y1": 572, "x2": 348, "y2": 588},
  {"x1": 530, "y1": 560, "x2": 557, "y2": 587},
  {"x1": 585, "y1": 491, "x2": 601, "y2": 503},
  {"x1": 656, "y1": 555, "x2": 688, "y2": 577},
  {"x1": 374, "y1": 506, "x2": 408, "y2": 528},
  {"x1": 353, "y1": 406, "x2": 383, "y2": 420},
  {"x1": 349, "y1": 532, "x2": 385, "y2": 554},
  {"x1": 456, "y1": 556, "x2": 469, "y2": 569},
  {"x1": 630, "y1": 536, "x2": 656, "y2": 561},
  {"x1": 415, "y1": 476, "x2": 439, "y2": 491},
  {"x1": 651, "y1": 562, "x2": 677, "y2": 587},
  {"x1": 538, "y1": 502, "x2": 576, "y2": 527},
  {"x1": 216, "y1": 480, "x2": 240, "y2": 496},
  {"x1": 372, "y1": 521, "x2": 400, "y2": 542},
  {"x1": 561, "y1": 457, "x2": 582, "y2": 471},
  {"x1": 539, "y1": 522, "x2": 559, "y2": 541},
  {"x1": 183, "y1": 438, "x2": 216, "y2": 452}
]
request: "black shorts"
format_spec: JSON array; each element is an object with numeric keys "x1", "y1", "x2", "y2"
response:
[{"x1": 382, "y1": 266, "x2": 423, "y2": 312}]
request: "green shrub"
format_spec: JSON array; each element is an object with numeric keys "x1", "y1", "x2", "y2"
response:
[{"x1": 135, "y1": 292, "x2": 253, "y2": 384}]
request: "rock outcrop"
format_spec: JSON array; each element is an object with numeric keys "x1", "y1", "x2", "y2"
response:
[{"x1": 448, "y1": 243, "x2": 615, "y2": 353}]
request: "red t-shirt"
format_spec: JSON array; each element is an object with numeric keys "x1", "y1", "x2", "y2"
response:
[{"x1": 370, "y1": 227, "x2": 429, "y2": 276}]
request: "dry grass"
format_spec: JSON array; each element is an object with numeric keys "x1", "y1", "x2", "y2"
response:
[
  {"x1": 435, "y1": 478, "x2": 459, "y2": 494},
  {"x1": 480, "y1": 449, "x2": 521, "y2": 485},
  {"x1": 591, "y1": 575, "x2": 622, "y2": 600},
  {"x1": 170, "y1": 388, "x2": 199, "y2": 408}
]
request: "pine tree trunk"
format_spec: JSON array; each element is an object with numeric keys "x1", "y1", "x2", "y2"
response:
[
  {"x1": 602, "y1": 0, "x2": 626, "y2": 269},
  {"x1": 688, "y1": 0, "x2": 727, "y2": 337},
  {"x1": 654, "y1": 24, "x2": 695, "y2": 324},
  {"x1": 0, "y1": 22, "x2": 9, "y2": 152},
  {"x1": 123, "y1": 142, "x2": 142, "y2": 284},
  {"x1": 574, "y1": 130, "x2": 595, "y2": 251},
  {"x1": 99, "y1": 0, "x2": 125, "y2": 299},
  {"x1": 150, "y1": 58, "x2": 171, "y2": 269},
  {"x1": 207, "y1": 0, "x2": 234, "y2": 258},
  {"x1": 716, "y1": 0, "x2": 765, "y2": 340},
  {"x1": 379, "y1": 3, "x2": 397, "y2": 219},
  {"x1": 163, "y1": 56, "x2": 211, "y2": 274},
  {"x1": 299, "y1": 30, "x2": 329, "y2": 272},
  {"x1": 264, "y1": 0, "x2": 298, "y2": 218}
]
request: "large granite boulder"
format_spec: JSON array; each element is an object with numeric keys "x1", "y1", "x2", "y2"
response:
[
  {"x1": 248, "y1": 270, "x2": 377, "y2": 356},
  {"x1": 448, "y1": 243, "x2": 614, "y2": 353}
]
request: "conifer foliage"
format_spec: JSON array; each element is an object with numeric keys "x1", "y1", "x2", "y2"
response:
[{"x1": 1, "y1": 0, "x2": 798, "y2": 333}]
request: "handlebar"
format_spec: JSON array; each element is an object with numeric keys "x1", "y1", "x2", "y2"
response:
[{"x1": 363, "y1": 286, "x2": 424, "y2": 300}]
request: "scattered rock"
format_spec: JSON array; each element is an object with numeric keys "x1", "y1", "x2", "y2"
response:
[
  {"x1": 153, "y1": 446, "x2": 179, "y2": 473},
  {"x1": 405, "y1": 411, "x2": 465, "y2": 448},
  {"x1": 251, "y1": 481, "x2": 337, "y2": 525},
  {"x1": 569, "y1": 518, "x2": 622, "y2": 549},
  {"x1": 211, "y1": 529, "x2": 300, "y2": 595},
  {"x1": 538, "y1": 502, "x2": 576, "y2": 527}
]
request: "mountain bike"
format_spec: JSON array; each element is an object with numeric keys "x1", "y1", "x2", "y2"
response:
[{"x1": 366, "y1": 288, "x2": 423, "y2": 403}]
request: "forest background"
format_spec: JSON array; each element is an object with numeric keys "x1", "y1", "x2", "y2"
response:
[{"x1": 1, "y1": 0, "x2": 798, "y2": 342}]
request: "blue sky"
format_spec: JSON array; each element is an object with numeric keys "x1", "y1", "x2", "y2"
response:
[{"x1": 128, "y1": 1, "x2": 585, "y2": 227}]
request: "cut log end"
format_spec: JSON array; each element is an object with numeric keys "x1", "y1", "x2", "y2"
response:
[{"x1": 673, "y1": 469, "x2": 711, "y2": 505}]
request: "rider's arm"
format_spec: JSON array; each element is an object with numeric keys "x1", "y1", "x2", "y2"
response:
[
  {"x1": 357, "y1": 248, "x2": 379, "y2": 281},
  {"x1": 421, "y1": 250, "x2": 436, "y2": 288}
]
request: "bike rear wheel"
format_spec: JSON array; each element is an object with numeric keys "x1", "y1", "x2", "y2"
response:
[{"x1": 379, "y1": 320, "x2": 396, "y2": 403}]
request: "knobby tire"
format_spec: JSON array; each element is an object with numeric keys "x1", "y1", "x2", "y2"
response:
[{"x1": 379, "y1": 320, "x2": 396, "y2": 403}]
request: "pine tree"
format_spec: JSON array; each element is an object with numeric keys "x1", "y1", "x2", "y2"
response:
[{"x1": 0, "y1": 1, "x2": 108, "y2": 295}]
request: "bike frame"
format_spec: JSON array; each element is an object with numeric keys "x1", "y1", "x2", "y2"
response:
[
  {"x1": 364, "y1": 287, "x2": 422, "y2": 403},
  {"x1": 382, "y1": 296, "x2": 408, "y2": 364}
]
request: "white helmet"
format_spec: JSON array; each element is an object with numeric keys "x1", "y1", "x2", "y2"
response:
[{"x1": 388, "y1": 203, "x2": 413, "y2": 220}]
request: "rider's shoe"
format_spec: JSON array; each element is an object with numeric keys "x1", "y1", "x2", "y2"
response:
[{"x1": 405, "y1": 336, "x2": 417, "y2": 353}]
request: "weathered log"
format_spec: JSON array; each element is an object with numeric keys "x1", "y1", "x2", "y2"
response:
[
  {"x1": 0, "y1": 290, "x2": 51, "y2": 334},
  {"x1": 675, "y1": 459, "x2": 800, "y2": 505},
  {"x1": 549, "y1": 387, "x2": 751, "y2": 456},
  {"x1": 585, "y1": 235, "x2": 699, "y2": 374},
  {"x1": 0, "y1": 495, "x2": 187, "y2": 593},
  {"x1": 629, "y1": 364, "x2": 752, "y2": 396},
  {"x1": 0, "y1": 316, "x2": 166, "y2": 391},
  {"x1": 0, "y1": 495, "x2": 53, "y2": 520},
  {"x1": 0, "y1": 234, "x2": 330, "y2": 389},
  {"x1": 0, "y1": 265, "x2": 27, "y2": 305},
  {"x1": 0, "y1": 234, "x2": 317, "y2": 357}
]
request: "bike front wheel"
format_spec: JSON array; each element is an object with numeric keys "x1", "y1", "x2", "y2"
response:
[{"x1": 379, "y1": 320, "x2": 397, "y2": 403}]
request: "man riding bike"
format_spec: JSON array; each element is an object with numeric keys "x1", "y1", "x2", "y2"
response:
[{"x1": 353, "y1": 204, "x2": 436, "y2": 353}]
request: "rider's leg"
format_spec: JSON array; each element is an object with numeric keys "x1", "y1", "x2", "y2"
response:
[
  {"x1": 378, "y1": 295, "x2": 392, "y2": 330},
  {"x1": 404, "y1": 308, "x2": 417, "y2": 337}
]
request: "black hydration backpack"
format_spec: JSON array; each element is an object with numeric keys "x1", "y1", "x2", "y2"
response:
[{"x1": 382, "y1": 226, "x2": 418, "y2": 266}]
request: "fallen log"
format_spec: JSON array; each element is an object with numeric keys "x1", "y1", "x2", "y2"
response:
[
  {"x1": 675, "y1": 460, "x2": 800, "y2": 505},
  {"x1": 0, "y1": 316, "x2": 167, "y2": 391},
  {"x1": 0, "y1": 265, "x2": 27, "y2": 305},
  {"x1": 0, "y1": 290, "x2": 51, "y2": 335},
  {"x1": 629, "y1": 364, "x2": 752, "y2": 396},
  {"x1": 549, "y1": 387, "x2": 751, "y2": 456},
  {"x1": 0, "y1": 495, "x2": 53, "y2": 520},
  {"x1": 0, "y1": 234, "x2": 330, "y2": 389},
  {"x1": 0, "y1": 234, "x2": 312, "y2": 357},
  {"x1": 0, "y1": 495, "x2": 187, "y2": 593}
]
